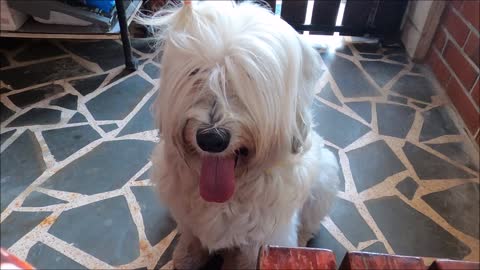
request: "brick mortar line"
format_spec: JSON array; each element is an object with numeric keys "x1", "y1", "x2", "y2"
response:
[
  {"x1": 440, "y1": 22, "x2": 480, "y2": 74},
  {"x1": 471, "y1": 76, "x2": 479, "y2": 95},
  {"x1": 451, "y1": 4, "x2": 480, "y2": 38},
  {"x1": 433, "y1": 47, "x2": 480, "y2": 113}
]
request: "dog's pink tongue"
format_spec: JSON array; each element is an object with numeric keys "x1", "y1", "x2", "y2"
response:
[{"x1": 199, "y1": 156, "x2": 235, "y2": 203}]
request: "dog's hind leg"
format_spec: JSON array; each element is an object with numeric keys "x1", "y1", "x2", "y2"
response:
[{"x1": 173, "y1": 230, "x2": 209, "y2": 270}]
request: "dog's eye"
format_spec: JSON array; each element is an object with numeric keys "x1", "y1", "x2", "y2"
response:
[
  {"x1": 238, "y1": 147, "x2": 249, "y2": 156},
  {"x1": 189, "y1": 68, "x2": 200, "y2": 76}
]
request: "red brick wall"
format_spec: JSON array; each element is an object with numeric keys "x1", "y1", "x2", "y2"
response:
[{"x1": 426, "y1": 1, "x2": 479, "y2": 143}]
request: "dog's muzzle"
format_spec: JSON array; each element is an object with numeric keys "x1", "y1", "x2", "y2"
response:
[{"x1": 196, "y1": 127, "x2": 230, "y2": 153}]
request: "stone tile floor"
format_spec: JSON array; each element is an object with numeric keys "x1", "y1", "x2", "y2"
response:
[{"x1": 0, "y1": 37, "x2": 479, "y2": 269}]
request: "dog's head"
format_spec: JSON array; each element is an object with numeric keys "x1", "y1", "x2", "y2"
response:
[{"x1": 145, "y1": 1, "x2": 322, "y2": 202}]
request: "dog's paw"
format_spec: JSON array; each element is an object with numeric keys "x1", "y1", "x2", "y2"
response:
[{"x1": 172, "y1": 239, "x2": 208, "y2": 270}]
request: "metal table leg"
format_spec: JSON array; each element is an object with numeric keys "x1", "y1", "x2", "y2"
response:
[{"x1": 115, "y1": 0, "x2": 137, "y2": 71}]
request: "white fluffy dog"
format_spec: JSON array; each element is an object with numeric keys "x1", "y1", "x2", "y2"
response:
[{"x1": 147, "y1": 1, "x2": 339, "y2": 268}]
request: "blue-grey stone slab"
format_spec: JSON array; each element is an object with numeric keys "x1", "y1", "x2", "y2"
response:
[
  {"x1": 395, "y1": 177, "x2": 418, "y2": 200},
  {"x1": 9, "y1": 84, "x2": 64, "y2": 108},
  {"x1": 388, "y1": 54, "x2": 409, "y2": 64},
  {"x1": 1, "y1": 130, "x2": 46, "y2": 211},
  {"x1": 48, "y1": 196, "x2": 139, "y2": 265},
  {"x1": 365, "y1": 196, "x2": 471, "y2": 259},
  {"x1": 62, "y1": 40, "x2": 140, "y2": 71},
  {"x1": 50, "y1": 94, "x2": 78, "y2": 110},
  {"x1": 325, "y1": 145, "x2": 345, "y2": 191},
  {"x1": 391, "y1": 75, "x2": 435, "y2": 103},
  {"x1": 347, "y1": 140, "x2": 406, "y2": 192},
  {"x1": 1, "y1": 130, "x2": 15, "y2": 145},
  {"x1": 387, "y1": 95, "x2": 408, "y2": 104},
  {"x1": 422, "y1": 183, "x2": 479, "y2": 238},
  {"x1": 14, "y1": 41, "x2": 66, "y2": 62},
  {"x1": 68, "y1": 112, "x2": 87, "y2": 124},
  {"x1": 335, "y1": 45, "x2": 353, "y2": 56},
  {"x1": 383, "y1": 47, "x2": 405, "y2": 55},
  {"x1": 70, "y1": 74, "x2": 108, "y2": 96},
  {"x1": 132, "y1": 38, "x2": 157, "y2": 54},
  {"x1": 411, "y1": 64, "x2": 423, "y2": 74},
  {"x1": 86, "y1": 75, "x2": 153, "y2": 120},
  {"x1": 22, "y1": 191, "x2": 67, "y2": 207},
  {"x1": 1, "y1": 211, "x2": 52, "y2": 248},
  {"x1": 135, "y1": 169, "x2": 150, "y2": 181},
  {"x1": 345, "y1": 101, "x2": 372, "y2": 124},
  {"x1": 154, "y1": 234, "x2": 180, "y2": 269},
  {"x1": 117, "y1": 94, "x2": 156, "y2": 136},
  {"x1": 360, "y1": 54, "x2": 383, "y2": 59},
  {"x1": 353, "y1": 43, "x2": 380, "y2": 53},
  {"x1": 1, "y1": 103, "x2": 14, "y2": 123},
  {"x1": 7, "y1": 108, "x2": 61, "y2": 127},
  {"x1": 0, "y1": 57, "x2": 92, "y2": 89},
  {"x1": 131, "y1": 186, "x2": 176, "y2": 246},
  {"x1": 321, "y1": 53, "x2": 381, "y2": 97},
  {"x1": 42, "y1": 125, "x2": 101, "y2": 161},
  {"x1": 318, "y1": 83, "x2": 342, "y2": 106},
  {"x1": 362, "y1": 242, "x2": 388, "y2": 254},
  {"x1": 42, "y1": 140, "x2": 154, "y2": 195},
  {"x1": 420, "y1": 106, "x2": 460, "y2": 141},
  {"x1": 426, "y1": 142, "x2": 479, "y2": 171},
  {"x1": 308, "y1": 224, "x2": 348, "y2": 265},
  {"x1": 27, "y1": 242, "x2": 86, "y2": 269},
  {"x1": 330, "y1": 198, "x2": 376, "y2": 246},
  {"x1": 403, "y1": 142, "x2": 475, "y2": 180},
  {"x1": 376, "y1": 103, "x2": 416, "y2": 138},
  {"x1": 361, "y1": 61, "x2": 404, "y2": 87},
  {"x1": 107, "y1": 69, "x2": 135, "y2": 87},
  {"x1": 312, "y1": 100, "x2": 370, "y2": 148},
  {"x1": 144, "y1": 63, "x2": 161, "y2": 79},
  {"x1": 100, "y1": 123, "x2": 119, "y2": 133}
]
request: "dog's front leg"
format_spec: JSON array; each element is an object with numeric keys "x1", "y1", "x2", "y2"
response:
[
  {"x1": 222, "y1": 244, "x2": 259, "y2": 270},
  {"x1": 173, "y1": 230, "x2": 209, "y2": 270}
]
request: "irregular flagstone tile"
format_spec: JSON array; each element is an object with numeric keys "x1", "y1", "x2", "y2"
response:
[
  {"x1": 50, "y1": 94, "x2": 78, "y2": 110},
  {"x1": 383, "y1": 47, "x2": 405, "y2": 55},
  {"x1": 1, "y1": 130, "x2": 15, "y2": 145},
  {"x1": 48, "y1": 196, "x2": 139, "y2": 265},
  {"x1": 100, "y1": 123, "x2": 119, "y2": 133},
  {"x1": 22, "y1": 191, "x2": 67, "y2": 207},
  {"x1": 324, "y1": 145, "x2": 345, "y2": 191},
  {"x1": 7, "y1": 108, "x2": 61, "y2": 127},
  {"x1": 154, "y1": 234, "x2": 179, "y2": 269},
  {"x1": 347, "y1": 140, "x2": 406, "y2": 192},
  {"x1": 318, "y1": 83, "x2": 342, "y2": 106},
  {"x1": 362, "y1": 241, "x2": 388, "y2": 253},
  {"x1": 321, "y1": 53, "x2": 381, "y2": 97},
  {"x1": 365, "y1": 196, "x2": 471, "y2": 259},
  {"x1": 0, "y1": 87, "x2": 11, "y2": 94},
  {"x1": 131, "y1": 186, "x2": 176, "y2": 246},
  {"x1": 329, "y1": 198, "x2": 376, "y2": 246},
  {"x1": 0, "y1": 211, "x2": 52, "y2": 248},
  {"x1": 307, "y1": 224, "x2": 348, "y2": 265},
  {"x1": 391, "y1": 75, "x2": 435, "y2": 103},
  {"x1": 353, "y1": 43, "x2": 380, "y2": 53},
  {"x1": 0, "y1": 52, "x2": 9, "y2": 68},
  {"x1": 426, "y1": 142, "x2": 479, "y2": 171},
  {"x1": 420, "y1": 106, "x2": 460, "y2": 142},
  {"x1": 107, "y1": 69, "x2": 135, "y2": 87},
  {"x1": 1, "y1": 103, "x2": 14, "y2": 123},
  {"x1": 387, "y1": 95, "x2": 408, "y2": 104},
  {"x1": 143, "y1": 63, "x2": 161, "y2": 79},
  {"x1": 422, "y1": 183, "x2": 479, "y2": 238},
  {"x1": 62, "y1": 40, "x2": 139, "y2": 71},
  {"x1": 376, "y1": 103, "x2": 416, "y2": 138},
  {"x1": 388, "y1": 54, "x2": 409, "y2": 64},
  {"x1": 131, "y1": 38, "x2": 157, "y2": 54},
  {"x1": 360, "y1": 61, "x2": 404, "y2": 87},
  {"x1": 403, "y1": 142, "x2": 475, "y2": 180},
  {"x1": 86, "y1": 75, "x2": 153, "y2": 121},
  {"x1": 70, "y1": 74, "x2": 108, "y2": 96},
  {"x1": 1, "y1": 130, "x2": 46, "y2": 211},
  {"x1": 411, "y1": 101, "x2": 428, "y2": 109},
  {"x1": 345, "y1": 101, "x2": 372, "y2": 123},
  {"x1": 42, "y1": 125, "x2": 101, "y2": 161},
  {"x1": 14, "y1": 41, "x2": 66, "y2": 62},
  {"x1": 395, "y1": 177, "x2": 418, "y2": 200},
  {"x1": 26, "y1": 242, "x2": 86, "y2": 270},
  {"x1": 154, "y1": 51, "x2": 163, "y2": 64},
  {"x1": 41, "y1": 140, "x2": 154, "y2": 195},
  {"x1": 312, "y1": 100, "x2": 371, "y2": 148},
  {"x1": 410, "y1": 64, "x2": 423, "y2": 74},
  {"x1": 360, "y1": 54, "x2": 383, "y2": 59},
  {"x1": 68, "y1": 112, "x2": 87, "y2": 124},
  {"x1": 135, "y1": 169, "x2": 150, "y2": 181},
  {"x1": 0, "y1": 57, "x2": 93, "y2": 89},
  {"x1": 9, "y1": 84, "x2": 64, "y2": 108},
  {"x1": 336, "y1": 45, "x2": 353, "y2": 56}
]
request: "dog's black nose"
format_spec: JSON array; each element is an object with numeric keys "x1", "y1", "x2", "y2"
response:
[{"x1": 196, "y1": 128, "x2": 230, "y2": 153}]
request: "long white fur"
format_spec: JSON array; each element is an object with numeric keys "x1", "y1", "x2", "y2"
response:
[{"x1": 145, "y1": 1, "x2": 339, "y2": 268}]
